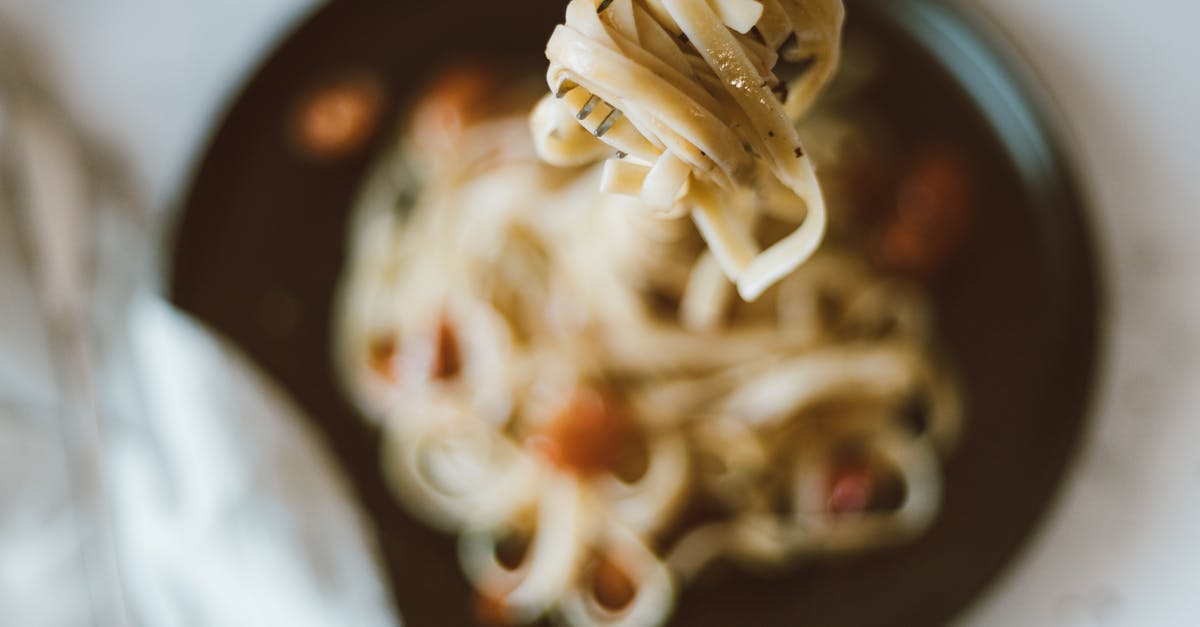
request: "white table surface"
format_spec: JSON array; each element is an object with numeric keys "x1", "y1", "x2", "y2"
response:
[{"x1": 2, "y1": 1, "x2": 1197, "y2": 625}]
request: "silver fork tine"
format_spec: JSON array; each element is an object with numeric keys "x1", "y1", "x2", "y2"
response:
[
  {"x1": 594, "y1": 108, "x2": 622, "y2": 137},
  {"x1": 577, "y1": 95, "x2": 600, "y2": 120}
]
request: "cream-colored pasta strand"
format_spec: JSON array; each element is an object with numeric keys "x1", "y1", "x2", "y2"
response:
[{"x1": 534, "y1": 0, "x2": 845, "y2": 301}]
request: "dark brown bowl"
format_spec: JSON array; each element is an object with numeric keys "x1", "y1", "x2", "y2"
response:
[{"x1": 169, "y1": 1, "x2": 1101, "y2": 625}]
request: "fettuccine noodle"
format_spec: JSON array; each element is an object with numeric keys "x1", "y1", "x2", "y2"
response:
[{"x1": 531, "y1": 0, "x2": 843, "y2": 300}]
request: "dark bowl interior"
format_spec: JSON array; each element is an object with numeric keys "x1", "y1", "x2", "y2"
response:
[{"x1": 169, "y1": 1, "x2": 1100, "y2": 625}]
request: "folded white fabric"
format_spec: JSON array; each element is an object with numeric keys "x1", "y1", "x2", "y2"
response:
[
  {"x1": 115, "y1": 296, "x2": 398, "y2": 627},
  {"x1": 0, "y1": 22, "x2": 399, "y2": 627}
]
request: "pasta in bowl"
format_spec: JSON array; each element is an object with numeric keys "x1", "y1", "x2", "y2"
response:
[
  {"x1": 170, "y1": 0, "x2": 1099, "y2": 624},
  {"x1": 336, "y1": 3, "x2": 964, "y2": 623}
]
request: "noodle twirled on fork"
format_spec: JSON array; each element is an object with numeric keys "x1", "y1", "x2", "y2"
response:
[{"x1": 531, "y1": 0, "x2": 844, "y2": 300}]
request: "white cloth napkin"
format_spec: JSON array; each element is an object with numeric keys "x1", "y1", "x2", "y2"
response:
[{"x1": 0, "y1": 23, "x2": 399, "y2": 627}]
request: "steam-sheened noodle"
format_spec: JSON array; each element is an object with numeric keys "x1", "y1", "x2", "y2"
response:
[
  {"x1": 335, "y1": 2, "x2": 963, "y2": 626},
  {"x1": 532, "y1": 0, "x2": 843, "y2": 301}
]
